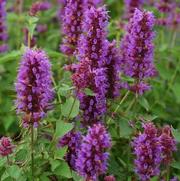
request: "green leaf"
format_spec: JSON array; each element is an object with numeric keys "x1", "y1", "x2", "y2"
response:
[
  {"x1": 172, "y1": 129, "x2": 180, "y2": 142},
  {"x1": 50, "y1": 159, "x2": 61, "y2": 172},
  {"x1": 120, "y1": 119, "x2": 133, "y2": 138},
  {"x1": 54, "y1": 161, "x2": 72, "y2": 178},
  {"x1": 171, "y1": 83, "x2": 180, "y2": 103},
  {"x1": 150, "y1": 176, "x2": 159, "y2": 181},
  {"x1": 15, "y1": 149, "x2": 28, "y2": 161},
  {"x1": 7, "y1": 165, "x2": 21, "y2": 179},
  {"x1": 138, "y1": 97, "x2": 150, "y2": 111},
  {"x1": 72, "y1": 171, "x2": 83, "y2": 181},
  {"x1": 55, "y1": 121, "x2": 73, "y2": 138},
  {"x1": 84, "y1": 88, "x2": 95, "y2": 96},
  {"x1": 171, "y1": 161, "x2": 180, "y2": 170},
  {"x1": 61, "y1": 97, "x2": 80, "y2": 118},
  {"x1": 54, "y1": 146, "x2": 68, "y2": 159}
]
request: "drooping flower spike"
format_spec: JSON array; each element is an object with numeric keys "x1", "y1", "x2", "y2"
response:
[
  {"x1": 76, "y1": 123, "x2": 112, "y2": 181},
  {"x1": 15, "y1": 48, "x2": 54, "y2": 127},
  {"x1": 0, "y1": 0, "x2": 8, "y2": 53},
  {"x1": 120, "y1": 8, "x2": 157, "y2": 95}
]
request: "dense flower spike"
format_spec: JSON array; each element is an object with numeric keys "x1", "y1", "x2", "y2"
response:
[
  {"x1": 105, "y1": 41, "x2": 121, "y2": 99},
  {"x1": 15, "y1": 48, "x2": 54, "y2": 127},
  {"x1": 76, "y1": 123, "x2": 112, "y2": 181},
  {"x1": 155, "y1": 0, "x2": 175, "y2": 13},
  {"x1": 132, "y1": 122, "x2": 162, "y2": 181},
  {"x1": 170, "y1": 177, "x2": 179, "y2": 181},
  {"x1": 104, "y1": 175, "x2": 116, "y2": 181},
  {"x1": 29, "y1": 1, "x2": 51, "y2": 16},
  {"x1": 159, "y1": 125, "x2": 176, "y2": 164},
  {"x1": 0, "y1": 137, "x2": 15, "y2": 157},
  {"x1": 83, "y1": 0, "x2": 102, "y2": 9},
  {"x1": 60, "y1": 0, "x2": 84, "y2": 55},
  {"x1": 123, "y1": 0, "x2": 144, "y2": 19},
  {"x1": 58, "y1": 130, "x2": 82, "y2": 170},
  {"x1": 74, "y1": 6, "x2": 109, "y2": 125},
  {"x1": 120, "y1": 8, "x2": 157, "y2": 95},
  {"x1": 0, "y1": 0, "x2": 8, "y2": 53}
]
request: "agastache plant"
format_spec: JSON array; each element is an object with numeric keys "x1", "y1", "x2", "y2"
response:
[
  {"x1": 60, "y1": 0, "x2": 84, "y2": 56},
  {"x1": 15, "y1": 48, "x2": 54, "y2": 128},
  {"x1": 0, "y1": 0, "x2": 8, "y2": 53},
  {"x1": 76, "y1": 123, "x2": 112, "y2": 181},
  {"x1": 120, "y1": 8, "x2": 157, "y2": 95}
]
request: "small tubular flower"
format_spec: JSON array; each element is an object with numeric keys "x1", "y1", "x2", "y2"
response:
[
  {"x1": 15, "y1": 48, "x2": 54, "y2": 127},
  {"x1": 155, "y1": 0, "x2": 175, "y2": 13},
  {"x1": 58, "y1": 130, "x2": 82, "y2": 170},
  {"x1": 0, "y1": 0, "x2": 8, "y2": 53},
  {"x1": 60, "y1": 0, "x2": 84, "y2": 55},
  {"x1": 132, "y1": 122, "x2": 162, "y2": 181},
  {"x1": 120, "y1": 8, "x2": 157, "y2": 95},
  {"x1": 0, "y1": 137, "x2": 15, "y2": 157},
  {"x1": 76, "y1": 123, "x2": 112, "y2": 181}
]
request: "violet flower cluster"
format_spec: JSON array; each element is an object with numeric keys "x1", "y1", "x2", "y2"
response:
[
  {"x1": 73, "y1": 6, "x2": 109, "y2": 125},
  {"x1": 76, "y1": 123, "x2": 111, "y2": 181},
  {"x1": 159, "y1": 125, "x2": 177, "y2": 164},
  {"x1": 123, "y1": 0, "x2": 144, "y2": 19},
  {"x1": 60, "y1": 0, "x2": 84, "y2": 56},
  {"x1": 58, "y1": 130, "x2": 82, "y2": 170},
  {"x1": 0, "y1": 0, "x2": 8, "y2": 53},
  {"x1": 120, "y1": 8, "x2": 157, "y2": 95},
  {"x1": 0, "y1": 137, "x2": 15, "y2": 157},
  {"x1": 15, "y1": 48, "x2": 54, "y2": 127},
  {"x1": 29, "y1": 1, "x2": 51, "y2": 16},
  {"x1": 155, "y1": 0, "x2": 175, "y2": 13},
  {"x1": 132, "y1": 122, "x2": 162, "y2": 181},
  {"x1": 132, "y1": 122, "x2": 177, "y2": 181}
]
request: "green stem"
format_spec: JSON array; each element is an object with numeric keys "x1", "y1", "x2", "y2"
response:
[
  {"x1": 107, "y1": 91, "x2": 130, "y2": 123},
  {"x1": 125, "y1": 96, "x2": 137, "y2": 113},
  {"x1": 31, "y1": 124, "x2": 34, "y2": 181},
  {"x1": 67, "y1": 97, "x2": 76, "y2": 121},
  {"x1": 171, "y1": 31, "x2": 177, "y2": 49}
]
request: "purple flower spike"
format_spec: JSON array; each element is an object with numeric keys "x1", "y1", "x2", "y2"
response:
[
  {"x1": 124, "y1": 0, "x2": 144, "y2": 19},
  {"x1": 120, "y1": 8, "x2": 157, "y2": 95},
  {"x1": 58, "y1": 130, "x2": 82, "y2": 170},
  {"x1": 0, "y1": 0, "x2": 8, "y2": 53},
  {"x1": 60, "y1": 0, "x2": 84, "y2": 56},
  {"x1": 76, "y1": 123, "x2": 112, "y2": 181},
  {"x1": 83, "y1": 0, "x2": 102, "y2": 9},
  {"x1": 0, "y1": 137, "x2": 15, "y2": 157},
  {"x1": 159, "y1": 125, "x2": 177, "y2": 164},
  {"x1": 106, "y1": 41, "x2": 121, "y2": 99},
  {"x1": 15, "y1": 48, "x2": 54, "y2": 128},
  {"x1": 170, "y1": 177, "x2": 179, "y2": 181},
  {"x1": 132, "y1": 122, "x2": 162, "y2": 181}
]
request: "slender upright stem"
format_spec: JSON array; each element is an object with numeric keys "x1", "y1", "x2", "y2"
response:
[
  {"x1": 107, "y1": 91, "x2": 130, "y2": 123},
  {"x1": 31, "y1": 124, "x2": 34, "y2": 181}
]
